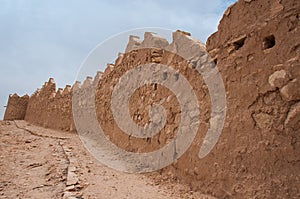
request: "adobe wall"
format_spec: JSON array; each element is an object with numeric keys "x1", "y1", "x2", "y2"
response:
[
  {"x1": 24, "y1": 78, "x2": 75, "y2": 132},
  {"x1": 23, "y1": 72, "x2": 103, "y2": 132},
  {"x1": 203, "y1": 0, "x2": 300, "y2": 197},
  {"x1": 3, "y1": 0, "x2": 300, "y2": 198},
  {"x1": 3, "y1": 94, "x2": 29, "y2": 120},
  {"x1": 94, "y1": 0, "x2": 300, "y2": 198}
]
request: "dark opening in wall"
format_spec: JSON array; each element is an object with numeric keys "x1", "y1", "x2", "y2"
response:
[
  {"x1": 213, "y1": 58, "x2": 218, "y2": 65},
  {"x1": 233, "y1": 37, "x2": 246, "y2": 50},
  {"x1": 263, "y1": 35, "x2": 275, "y2": 49}
]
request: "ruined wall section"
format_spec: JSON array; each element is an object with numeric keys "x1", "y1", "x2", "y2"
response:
[
  {"x1": 25, "y1": 78, "x2": 72, "y2": 131},
  {"x1": 3, "y1": 94, "x2": 29, "y2": 120},
  {"x1": 3, "y1": 0, "x2": 300, "y2": 197},
  {"x1": 95, "y1": 32, "x2": 211, "y2": 154},
  {"x1": 46, "y1": 85, "x2": 74, "y2": 132},
  {"x1": 94, "y1": 1, "x2": 300, "y2": 198},
  {"x1": 25, "y1": 78, "x2": 56, "y2": 127},
  {"x1": 23, "y1": 72, "x2": 104, "y2": 132},
  {"x1": 203, "y1": 0, "x2": 300, "y2": 198}
]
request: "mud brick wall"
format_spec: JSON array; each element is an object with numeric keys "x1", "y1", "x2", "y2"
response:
[
  {"x1": 4, "y1": 94, "x2": 29, "y2": 120},
  {"x1": 24, "y1": 78, "x2": 56, "y2": 127},
  {"x1": 24, "y1": 78, "x2": 75, "y2": 132},
  {"x1": 23, "y1": 72, "x2": 103, "y2": 132},
  {"x1": 3, "y1": 0, "x2": 300, "y2": 198},
  {"x1": 96, "y1": 0, "x2": 300, "y2": 198},
  {"x1": 46, "y1": 85, "x2": 74, "y2": 132},
  {"x1": 95, "y1": 48, "x2": 210, "y2": 154},
  {"x1": 203, "y1": 0, "x2": 300, "y2": 197}
]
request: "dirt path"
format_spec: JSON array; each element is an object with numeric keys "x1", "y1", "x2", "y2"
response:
[{"x1": 0, "y1": 121, "x2": 214, "y2": 199}]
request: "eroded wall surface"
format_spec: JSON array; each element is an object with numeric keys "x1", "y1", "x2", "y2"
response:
[
  {"x1": 3, "y1": 0, "x2": 300, "y2": 198},
  {"x1": 203, "y1": 0, "x2": 300, "y2": 197},
  {"x1": 95, "y1": 0, "x2": 300, "y2": 198},
  {"x1": 4, "y1": 94, "x2": 29, "y2": 120},
  {"x1": 24, "y1": 78, "x2": 75, "y2": 132}
]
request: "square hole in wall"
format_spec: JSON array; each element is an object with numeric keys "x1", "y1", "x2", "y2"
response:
[
  {"x1": 263, "y1": 35, "x2": 276, "y2": 49},
  {"x1": 233, "y1": 37, "x2": 246, "y2": 50}
]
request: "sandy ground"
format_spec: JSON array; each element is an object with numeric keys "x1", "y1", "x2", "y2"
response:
[{"x1": 0, "y1": 120, "x2": 215, "y2": 199}]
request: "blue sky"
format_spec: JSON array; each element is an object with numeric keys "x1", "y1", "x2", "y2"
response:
[{"x1": 0, "y1": 0, "x2": 237, "y2": 118}]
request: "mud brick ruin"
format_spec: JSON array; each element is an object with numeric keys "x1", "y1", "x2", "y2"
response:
[
  {"x1": 3, "y1": 94, "x2": 29, "y2": 120},
  {"x1": 4, "y1": 0, "x2": 300, "y2": 198}
]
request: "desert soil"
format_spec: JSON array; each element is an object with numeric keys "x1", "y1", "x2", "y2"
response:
[{"x1": 0, "y1": 120, "x2": 214, "y2": 199}]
